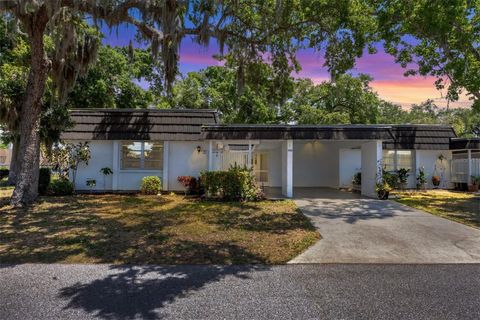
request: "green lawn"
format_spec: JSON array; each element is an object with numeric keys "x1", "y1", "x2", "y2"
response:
[
  {"x1": 0, "y1": 191, "x2": 319, "y2": 264},
  {"x1": 394, "y1": 190, "x2": 480, "y2": 228}
]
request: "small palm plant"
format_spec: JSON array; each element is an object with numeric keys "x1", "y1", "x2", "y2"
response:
[{"x1": 100, "y1": 167, "x2": 113, "y2": 191}]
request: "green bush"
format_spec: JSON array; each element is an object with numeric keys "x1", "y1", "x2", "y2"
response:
[
  {"x1": 201, "y1": 165, "x2": 263, "y2": 201},
  {"x1": 141, "y1": 176, "x2": 161, "y2": 195},
  {"x1": 382, "y1": 171, "x2": 399, "y2": 189},
  {"x1": 0, "y1": 167, "x2": 9, "y2": 180},
  {"x1": 38, "y1": 167, "x2": 51, "y2": 195},
  {"x1": 49, "y1": 178, "x2": 74, "y2": 196}
]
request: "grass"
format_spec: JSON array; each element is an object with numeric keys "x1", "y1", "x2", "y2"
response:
[
  {"x1": 0, "y1": 191, "x2": 319, "y2": 264},
  {"x1": 394, "y1": 190, "x2": 480, "y2": 228}
]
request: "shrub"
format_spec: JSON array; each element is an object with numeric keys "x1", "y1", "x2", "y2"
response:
[
  {"x1": 38, "y1": 167, "x2": 51, "y2": 195},
  {"x1": 0, "y1": 167, "x2": 9, "y2": 180},
  {"x1": 177, "y1": 176, "x2": 200, "y2": 195},
  {"x1": 49, "y1": 178, "x2": 74, "y2": 196},
  {"x1": 201, "y1": 165, "x2": 263, "y2": 201},
  {"x1": 382, "y1": 171, "x2": 399, "y2": 189},
  {"x1": 352, "y1": 172, "x2": 361, "y2": 185},
  {"x1": 396, "y1": 168, "x2": 410, "y2": 184},
  {"x1": 141, "y1": 176, "x2": 161, "y2": 195}
]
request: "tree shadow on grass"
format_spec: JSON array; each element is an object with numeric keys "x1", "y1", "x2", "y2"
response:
[
  {"x1": 0, "y1": 194, "x2": 313, "y2": 264},
  {"x1": 59, "y1": 252, "x2": 269, "y2": 319}
]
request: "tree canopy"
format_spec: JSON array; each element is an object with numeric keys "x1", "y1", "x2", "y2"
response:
[{"x1": 374, "y1": 0, "x2": 480, "y2": 109}]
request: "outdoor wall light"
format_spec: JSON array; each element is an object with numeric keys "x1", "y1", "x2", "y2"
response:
[{"x1": 196, "y1": 145, "x2": 202, "y2": 153}]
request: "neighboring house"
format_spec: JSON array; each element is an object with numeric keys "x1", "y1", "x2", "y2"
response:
[
  {"x1": 0, "y1": 144, "x2": 12, "y2": 167},
  {"x1": 62, "y1": 109, "x2": 480, "y2": 198}
]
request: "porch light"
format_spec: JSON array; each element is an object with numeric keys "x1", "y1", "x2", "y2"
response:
[{"x1": 196, "y1": 145, "x2": 202, "y2": 153}]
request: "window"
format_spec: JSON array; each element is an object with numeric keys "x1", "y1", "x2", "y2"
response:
[
  {"x1": 121, "y1": 141, "x2": 163, "y2": 170},
  {"x1": 382, "y1": 150, "x2": 396, "y2": 172},
  {"x1": 382, "y1": 150, "x2": 413, "y2": 172}
]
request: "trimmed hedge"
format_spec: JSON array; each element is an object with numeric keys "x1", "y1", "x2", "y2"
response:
[
  {"x1": 38, "y1": 167, "x2": 51, "y2": 195},
  {"x1": 49, "y1": 178, "x2": 74, "y2": 196},
  {"x1": 0, "y1": 167, "x2": 9, "y2": 180},
  {"x1": 141, "y1": 176, "x2": 161, "y2": 195},
  {"x1": 201, "y1": 165, "x2": 263, "y2": 201}
]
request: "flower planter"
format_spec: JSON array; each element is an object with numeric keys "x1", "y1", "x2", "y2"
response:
[
  {"x1": 377, "y1": 190, "x2": 389, "y2": 200},
  {"x1": 468, "y1": 184, "x2": 479, "y2": 193}
]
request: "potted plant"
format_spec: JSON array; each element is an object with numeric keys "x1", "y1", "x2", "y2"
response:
[
  {"x1": 431, "y1": 175, "x2": 441, "y2": 188},
  {"x1": 416, "y1": 167, "x2": 427, "y2": 190},
  {"x1": 375, "y1": 181, "x2": 392, "y2": 200},
  {"x1": 100, "y1": 167, "x2": 113, "y2": 191},
  {"x1": 469, "y1": 176, "x2": 480, "y2": 192},
  {"x1": 86, "y1": 178, "x2": 96, "y2": 193},
  {"x1": 352, "y1": 172, "x2": 361, "y2": 192},
  {"x1": 396, "y1": 168, "x2": 410, "y2": 190}
]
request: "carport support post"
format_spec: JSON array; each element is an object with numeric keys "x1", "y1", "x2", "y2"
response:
[
  {"x1": 467, "y1": 149, "x2": 472, "y2": 186},
  {"x1": 361, "y1": 140, "x2": 382, "y2": 198},
  {"x1": 282, "y1": 139, "x2": 293, "y2": 198},
  {"x1": 208, "y1": 140, "x2": 213, "y2": 171}
]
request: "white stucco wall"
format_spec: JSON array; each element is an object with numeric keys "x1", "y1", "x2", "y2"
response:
[
  {"x1": 167, "y1": 141, "x2": 209, "y2": 191},
  {"x1": 293, "y1": 141, "x2": 363, "y2": 188},
  {"x1": 415, "y1": 150, "x2": 452, "y2": 189},
  {"x1": 339, "y1": 148, "x2": 362, "y2": 188},
  {"x1": 361, "y1": 141, "x2": 382, "y2": 198},
  {"x1": 74, "y1": 141, "x2": 113, "y2": 191}
]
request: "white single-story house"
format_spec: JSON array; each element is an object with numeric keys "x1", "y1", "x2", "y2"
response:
[{"x1": 61, "y1": 109, "x2": 480, "y2": 198}]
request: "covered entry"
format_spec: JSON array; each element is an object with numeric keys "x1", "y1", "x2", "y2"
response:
[{"x1": 201, "y1": 125, "x2": 395, "y2": 198}]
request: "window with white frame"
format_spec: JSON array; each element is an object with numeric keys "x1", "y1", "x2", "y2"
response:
[
  {"x1": 382, "y1": 150, "x2": 413, "y2": 172},
  {"x1": 121, "y1": 141, "x2": 163, "y2": 170}
]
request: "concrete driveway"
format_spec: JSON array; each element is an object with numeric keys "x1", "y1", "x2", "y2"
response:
[{"x1": 289, "y1": 188, "x2": 480, "y2": 263}]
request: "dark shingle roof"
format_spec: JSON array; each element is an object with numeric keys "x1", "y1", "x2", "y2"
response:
[
  {"x1": 450, "y1": 138, "x2": 480, "y2": 150},
  {"x1": 382, "y1": 125, "x2": 457, "y2": 150},
  {"x1": 201, "y1": 125, "x2": 396, "y2": 140},
  {"x1": 62, "y1": 109, "x2": 219, "y2": 141}
]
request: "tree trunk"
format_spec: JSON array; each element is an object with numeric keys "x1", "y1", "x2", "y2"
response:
[
  {"x1": 11, "y1": 15, "x2": 50, "y2": 207},
  {"x1": 8, "y1": 139, "x2": 19, "y2": 185}
]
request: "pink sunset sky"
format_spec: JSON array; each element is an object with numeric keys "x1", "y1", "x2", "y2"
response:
[{"x1": 104, "y1": 28, "x2": 471, "y2": 110}]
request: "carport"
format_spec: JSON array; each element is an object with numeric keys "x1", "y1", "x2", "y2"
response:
[{"x1": 201, "y1": 125, "x2": 396, "y2": 198}]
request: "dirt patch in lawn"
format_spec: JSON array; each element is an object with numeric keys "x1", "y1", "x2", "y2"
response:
[
  {"x1": 394, "y1": 190, "x2": 480, "y2": 228},
  {"x1": 0, "y1": 194, "x2": 319, "y2": 264}
]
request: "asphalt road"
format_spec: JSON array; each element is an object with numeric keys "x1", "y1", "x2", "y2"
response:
[{"x1": 1, "y1": 264, "x2": 479, "y2": 320}]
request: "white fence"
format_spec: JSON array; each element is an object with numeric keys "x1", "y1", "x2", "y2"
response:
[
  {"x1": 451, "y1": 158, "x2": 480, "y2": 183},
  {"x1": 212, "y1": 151, "x2": 250, "y2": 171}
]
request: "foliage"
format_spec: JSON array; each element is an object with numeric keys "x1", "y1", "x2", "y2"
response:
[
  {"x1": 0, "y1": 167, "x2": 9, "y2": 180},
  {"x1": 375, "y1": 0, "x2": 480, "y2": 110},
  {"x1": 352, "y1": 172, "x2": 361, "y2": 185},
  {"x1": 100, "y1": 167, "x2": 113, "y2": 176},
  {"x1": 283, "y1": 74, "x2": 381, "y2": 124},
  {"x1": 86, "y1": 178, "x2": 96, "y2": 192},
  {"x1": 382, "y1": 171, "x2": 399, "y2": 190},
  {"x1": 471, "y1": 176, "x2": 480, "y2": 185},
  {"x1": 416, "y1": 167, "x2": 428, "y2": 188},
  {"x1": 49, "y1": 178, "x2": 74, "y2": 196},
  {"x1": 67, "y1": 46, "x2": 160, "y2": 109},
  {"x1": 396, "y1": 168, "x2": 410, "y2": 184},
  {"x1": 201, "y1": 165, "x2": 263, "y2": 201},
  {"x1": 38, "y1": 167, "x2": 51, "y2": 195},
  {"x1": 172, "y1": 61, "x2": 295, "y2": 124},
  {"x1": 177, "y1": 176, "x2": 201, "y2": 195},
  {"x1": 48, "y1": 142, "x2": 90, "y2": 186},
  {"x1": 141, "y1": 176, "x2": 161, "y2": 195}
]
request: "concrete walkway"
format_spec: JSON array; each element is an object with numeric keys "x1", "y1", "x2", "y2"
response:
[{"x1": 289, "y1": 188, "x2": 480, "y2": 264}]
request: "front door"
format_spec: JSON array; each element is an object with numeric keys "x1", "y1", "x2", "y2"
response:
[{"x1": 253, "y1": 153, "x2": 269, "y2": 185}]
